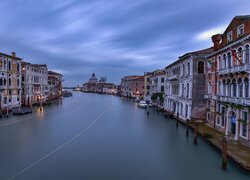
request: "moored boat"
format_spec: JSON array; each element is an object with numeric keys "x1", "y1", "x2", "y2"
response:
[{"x1": 138, "y1": 100, "x2": 147, "y2": 108}]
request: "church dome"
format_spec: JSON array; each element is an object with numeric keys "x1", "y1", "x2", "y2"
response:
[{"x1": 89, "y1": 73, "x2": 98, "y2": 83}]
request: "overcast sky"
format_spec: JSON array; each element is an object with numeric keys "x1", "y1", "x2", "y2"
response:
[{"x1": 0, "y1": 0, "x2": 249, "y2": 86}]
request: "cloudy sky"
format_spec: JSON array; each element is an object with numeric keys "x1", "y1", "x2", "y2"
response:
[{"x1": 0, "y1": 0, "x2": 249, "y2": 86}]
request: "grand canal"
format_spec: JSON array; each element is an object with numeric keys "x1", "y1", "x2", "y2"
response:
[{"x1": 0, "y1": 92, "x2": 249, "y2": 180}]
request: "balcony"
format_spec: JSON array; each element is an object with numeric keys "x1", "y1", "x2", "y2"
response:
[
  {"x1": 204, "y1": 94, "x2": 212, "y2": 99},
  {"x1": 218, "y1": 63, "x2": 250, "y2": 75},
  {"x1": 167, "y1": 74, "x2": 179, "y2": 81},
  {"x1": 217, "y1": 95, "x2": 250, "y2": 106}
]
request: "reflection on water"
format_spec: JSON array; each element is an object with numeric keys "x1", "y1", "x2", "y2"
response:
[{"x1": 0, "y1": 92, "x2": 249, "y2": 180}]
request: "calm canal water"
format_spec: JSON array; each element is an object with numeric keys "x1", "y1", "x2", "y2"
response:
[{"x1": 0, "y1": 92, "x2": 249, "y2": 180}]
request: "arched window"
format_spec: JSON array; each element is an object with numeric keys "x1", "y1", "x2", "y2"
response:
[
  {"x1": 8, "y1": 61, "x2": 11, "y2": 71},
  {"x1": 218, "y1": 81, "x2": 221, "y2": 95},
  {"x1": 187, "y1": 62, "x2": 190, "y2": 76},
  {"x1": 183, "y1": 64, "x2": 185, "y2": 76},
  {"x1": 4, "y1": 60, "x2": 7, "y2": 70},
  {"x1": 227, "y1": 52, "x2": 232, "y2": 67},
  {"x1": 187, "y1": 83, "x2": 189, "y2": 97},
  {"x1": 3, "y1": 78, "x2": 6, "y2": 86},
  {"x1": 182, "y1": 84, "x2": 184, "y2": 97},
  {"x1": 218, "y1": 56, "x2": 222, "y2": 69},
  {"x1": 232, "y1": 79, "x2": 237, "y2": 97},
  {"x1": 180, "y1": 103, "x2": 183, "y2": 116},
  {"x1": 223, "y1": 80, "x2": 226, "y2": 96},
  {"x1": 244, "y1": 78, "x2": 249, "y2": 98},
  {"x1": 8, "y1": 78, "x2": 11, "y2": 86},
  {"x1": 245, "y1": 44, "x2": 249, "y2": 63},
  {"x1": 238, "y1": 47, "x2": 243, "y2": 64},
  {"x1": 185, "y1": 104, "x2": 188, "y2": 118},
  {"x1": 227, "y1": 79, "x2": 231, "y2": 96},
  {"x1": 238, "y1": 78, "x2": 243, "y2": 97},
  {"x1": 223, "y1": 54, "x2": 227, "y2": 68},
  {"x1": 17, "y1": 63, "x2": 20, "y2": 72},
  {"x1": 197, "y1": 61, "x2": 204, "y2": 74}
]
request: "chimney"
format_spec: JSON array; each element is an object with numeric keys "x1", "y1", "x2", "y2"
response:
[
  {"x1": 211, "y1": 34, "x2": 222, "y2": 51},
  {"x1": 11, "y1": 52, "x2": 16, "y2": 57}
]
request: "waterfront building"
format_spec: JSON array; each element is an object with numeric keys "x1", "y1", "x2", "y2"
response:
[
  {"x1": 164, "y1": 48, "x2": 213, "y2": 121},
  {"x1": 98, "y1": 82, "x2": 117, "y2": 94},
  {"x1": 0, "y1": 52, "x2": 22, "y2": 111},
  {"x1": 144, "y1": 72, "x2": 153, "y2": 101},
  {"x1": 48, "y1": 71, "x2": 63, "y2": 100},
  {"x1": 120, "y1": 75, "x2": 144, "y2": 98},
  {"x1": 21, "y1": 62, "x2": 49, "y2": 106},
  {"x1": 205, "y1": 15, "x2": 250, "y2": 146},
  {"x1": 148, "y1": 69, "x2": 165, "y2": 103}
]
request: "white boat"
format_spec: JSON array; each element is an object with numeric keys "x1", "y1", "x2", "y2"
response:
[
  {"x1": 138, "y1": 100, "x2": 147, "y2": 108},
  {"x1": 134, "y1": 97, "x2": 140, "y2": 102}
]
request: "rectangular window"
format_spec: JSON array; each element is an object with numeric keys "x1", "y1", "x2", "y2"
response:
[
  {"x1": 227, "y1": 31, "x2": 232, "y2": 42},
  {"x1": 161, "y1": 78, "x2": 164, "y2": 83},
  {"x1": 161, "y1": 86, "x2": 164, "y2": 92},
  {"x1": 216, "y1": 116, "x2": 220, "y2": 125},
  {"x1": 237, "y1": 24, "x2": 244, "y2": 37}
]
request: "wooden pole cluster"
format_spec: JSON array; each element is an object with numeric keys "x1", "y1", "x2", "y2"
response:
[
  {"x1": 186, "y1": 119, "x2": 189, "y2": 137},
  {"x1": 194, "y1": 124, "x2": 198, "y2": 145},
  {"x1": 221, "y1": 136, "x2": 228, "y2": 170},
  {"x1": 176, "y1": 113, "x2": 179, "y2": 128},
  {"x1": 147, "y1": 104, "x2": 149, "y2": 116}
]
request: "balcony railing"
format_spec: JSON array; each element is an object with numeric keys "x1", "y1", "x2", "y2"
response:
[
  {"x1": 216, "y1": 95, "x2": 250, "y2": 106},
  {"x1": 218, "y1": 63, "x2": 250, "y2": 75},
  {"x1": 167, "y1": 74, "x2": 179, "y2": 80},
  {"x1": 204, "y1": 94, "x2": 212, "y2": 99}
]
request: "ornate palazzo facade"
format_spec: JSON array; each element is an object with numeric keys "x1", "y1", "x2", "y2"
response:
[{"x1": 206, "y1": 16, "x2": 250, "y2": 146}]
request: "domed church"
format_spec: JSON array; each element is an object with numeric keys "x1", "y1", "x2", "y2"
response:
[{"x1": 88, "y1": 73, "x2": 98, "y2": 84}]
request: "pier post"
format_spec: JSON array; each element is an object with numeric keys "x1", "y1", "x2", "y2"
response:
[
  {"x1": 176, "y1": 113, "x2": 179, "y2": 128},
  {"x1": 147, "y1": 104, "x2": 149, "y2": 116},
  {"x1": 194, "y1": 124, "x2": 198, "y2": 145},
  {"x1": 221, "y1": 137, "x2": 228, "y2": 170},
  {"x1": 186, "y1": 119, "x2": 189, "y2": 137}
]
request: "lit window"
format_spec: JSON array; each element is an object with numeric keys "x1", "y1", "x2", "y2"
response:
[
  {"x1": 237, "y1": 24, "x2": 244, "y2": 37},
  {"x1": 227, "y1": 31, "x2": 232, "y2": 42}
]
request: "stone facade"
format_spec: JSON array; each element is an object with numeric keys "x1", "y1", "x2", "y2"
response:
[
  {"x1": 121, "y1": 75, "x2": 144, "y2": 98},
  {"x1": 48, "y1": 71, "x2": 63, "y2": 100},
  {"x1": 0, "y1": 52, "x2": 22, "y2": 111},
  {"x1": 144, "y1": 72, "x2": 152, "y2": 101},
  {"x1": 164, "y1": 48, "x2": 213, "y2": 121},
  {"x1": 206, "y1": 16, "x2": 250, "y2": 146},
  {"x1": 21, "y1": 62, "x2": 49, "y2": 106}
]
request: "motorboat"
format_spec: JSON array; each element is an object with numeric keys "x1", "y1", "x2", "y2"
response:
[
  {"x1": 138, "y1": 100, "x2": 147, "y2": 108},
  {"x1": 134, "y1": 97, "x2": 140, "y2": 102}
]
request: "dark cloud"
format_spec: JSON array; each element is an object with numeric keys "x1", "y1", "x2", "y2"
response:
[{"x1": 0, "y1": 0, "x2": 249, "y2": 86}]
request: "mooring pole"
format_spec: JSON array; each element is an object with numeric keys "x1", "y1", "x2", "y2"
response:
[
  {"x1": 194, "y1": 123, "x2": 198, "y2": 145},
  {"x1": 186, "y1": 119, "x2": 189, "y2": 137},
  {"x1": 147, "y1": 103, "x2": 149, "y2": 116},
  {"x1": 176, "y1": 113, "x2": 179, "y2": 128},
  {"x1": 221, "y1": 136, "x2": 228, "y2": 170}
]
